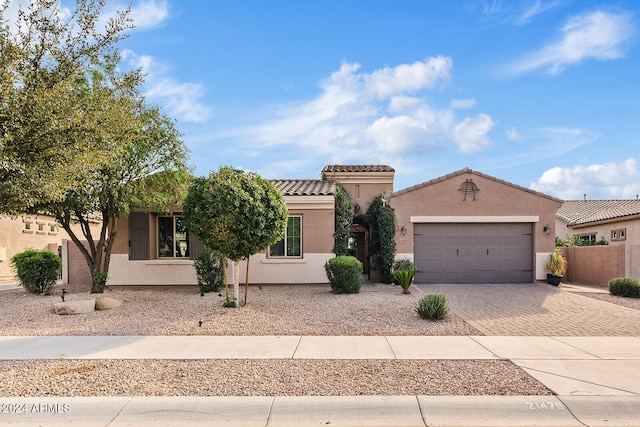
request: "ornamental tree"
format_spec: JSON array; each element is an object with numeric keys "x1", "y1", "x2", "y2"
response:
[{"x1": 182, "y1": 167, "x2": 288, "y2": 305}]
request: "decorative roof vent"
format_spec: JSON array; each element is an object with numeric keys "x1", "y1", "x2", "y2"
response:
[{"x1": 458, "y1": 179, "x2": 479, "y2": 201}]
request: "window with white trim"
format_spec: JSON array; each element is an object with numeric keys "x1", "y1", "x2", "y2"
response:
[
  {"x1": 269, "y1": 216, "x2": 302, "y2": 258},
  {"x1": 158, "y1": 216, "x2": 189, "y2": 258}
]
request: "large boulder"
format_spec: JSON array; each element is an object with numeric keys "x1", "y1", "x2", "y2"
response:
[
  {"x1": 95, "y1": 297, "x2": 122, "y2": 311},
  {"x1": 54, "y1": 299, "x2": 95, "y2": 315}
]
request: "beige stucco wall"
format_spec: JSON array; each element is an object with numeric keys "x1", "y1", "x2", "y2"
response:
[
  {"x1": 323, "y1": 171, "x2": 394, "y2": 214},
  {"x1": 107, "y1": 196, "x2": 335, "y2": 286},
  {"x1": 388, "y1": 171, "x2": 561, "y2": 281},
  {"x1": 0, "y1": 214, "x2": 101, "y2": 283},
  {"x1": 555, "y1": 216, "x2": 640, "y2": 280}
]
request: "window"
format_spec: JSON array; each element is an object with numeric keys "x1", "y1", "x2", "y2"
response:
[
  {"x1": 158, "y1": 216, "x2": 189, "y2": 258},
  {"x1": 269, "y1": 216, "x2": 302, "y2": 258},
  {"x1": 24, "y1": 223, "x2": 31, "y2": 230},
  {"x1": 577, "y1": 233, "x2": 597, "y2": 243},
  {"x1": 611, "y1": 228, "x2": 626, "y2": 241}
]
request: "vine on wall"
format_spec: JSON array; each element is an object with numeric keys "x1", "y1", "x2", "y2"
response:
[
  {"x1": 367, "y1": 194, "x2": 396, "y2": 283},
  {"x1": 333, "y1": 183, "x2": 353, "y2": 256}
]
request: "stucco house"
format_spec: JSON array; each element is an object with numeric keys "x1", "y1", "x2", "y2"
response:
[
  {"x1": 555, "y1": 199, "x2": 640, "y2": 282},
  {"x1": 385, "y1": 168, "x2": 562, "y2": 283},
  {"x1": 63, "y1": 165, "x2": 563, "y2": 287},
  {"x1": 0, "y1": 214, "x2": 101, "y2": 283}
]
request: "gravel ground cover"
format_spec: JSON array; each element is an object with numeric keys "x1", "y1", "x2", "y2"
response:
[
  {"x1": 0, "y1": 283, "x2": 555, "y2": 397},
  {"x1": 575, "y1": 292, "x2": 640, "y2": 311},
  {"x1": 0, "y1": 283, "x2": 480, "y2": 336}
]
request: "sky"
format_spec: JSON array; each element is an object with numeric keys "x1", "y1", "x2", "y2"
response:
[{"x1": 6, "y1": 1, "x2": 640, "y2": 200}]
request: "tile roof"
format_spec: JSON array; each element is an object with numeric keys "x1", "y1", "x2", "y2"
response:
[
  {"x1": 270, "y1": 179, "x2": 335, "y2": 196},
  {"x1": 322, "y1": 164, "x2": 395, "y2": 173},
  {"x1": 385, "y1": 167, "x2": 563, "y2": 202},
  {"x1": 557, "y1": 199, "x2": 640, "y2": 226}
]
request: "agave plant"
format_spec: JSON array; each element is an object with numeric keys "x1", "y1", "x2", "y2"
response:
[{"x1": 393, "y1": 269, "x2": 415, "y2": 294}]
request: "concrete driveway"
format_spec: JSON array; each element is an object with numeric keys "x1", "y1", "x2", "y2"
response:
[{"x1": 414, "y1": 282, "x2": 640, "y2": 336}]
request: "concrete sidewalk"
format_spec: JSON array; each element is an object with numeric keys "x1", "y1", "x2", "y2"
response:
[{"x1": 1, "y1": 335, "x2": 639, "y2": 426}]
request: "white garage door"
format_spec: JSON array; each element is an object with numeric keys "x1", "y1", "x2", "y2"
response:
[{"x1": 413, "y1": 223, "x2": 533, "y2": 284}]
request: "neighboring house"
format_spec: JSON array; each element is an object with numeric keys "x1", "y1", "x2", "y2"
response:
[
  {"x1": 0, "y1": 214, "x2": 101, "y2": 283},
  {"x1": 385, "y1": 168, "x2": 562, "y2": 284},
  {"x1": 64, "y1": 165, "x2": 564, "y2": 287},
  {"x1": 555, "y1": 199, "x2": 640, "y2": 281}
]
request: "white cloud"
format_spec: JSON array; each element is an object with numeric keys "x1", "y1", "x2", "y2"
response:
[
  {"x1": 218, "y1": 57, "x2": 493, "y2": 164},
  {"x1": 364, "y1": 56, "x2": 452, "y2": 99},
  {"x1": 531, "y1": 158, "x2": 640, "y2": 199},
  {"x1": 507, "y1": 126, "x2": 523, "y2": 141},
  {"x1": 451, "y1": 113, "x2": 495, "y2": 153},
  {"x1": 450, "y1": 99, "x2": 477, "y2": 109},
  {"x1": 506, "y1": 9, "x2": 635, "y2": 75},
  {"x1": 122, "y1": 49, "x2": 212, "y2": 123},
  {"x1": 129, "y1": 0, "x2": 169, "y2": 29},
  {"x1": 518, "y1": 1, "x2": 568, "y2": 24}
]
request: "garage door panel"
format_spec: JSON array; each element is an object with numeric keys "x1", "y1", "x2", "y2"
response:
[{"x1": 414, "y1": 223, "x2": 533, "y2": 284}]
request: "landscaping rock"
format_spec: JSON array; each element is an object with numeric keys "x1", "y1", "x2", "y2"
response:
[
  {"x1": 54, "y1": 299, "x2": 95, "y2": 315},
  {"x1": 95, "y1": 297, "x2": 122, "y2": 311}
]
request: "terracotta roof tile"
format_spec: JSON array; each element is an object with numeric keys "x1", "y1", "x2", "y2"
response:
[
  {"x1": 557, "y1": 200, "x2": 640, "y2": 226},
  {"x1": 270, "y1": 179, "x2": 335, "y2": 196},
  {"x1": 322, "y1": 164, "x2": 395, "y2": 173}
]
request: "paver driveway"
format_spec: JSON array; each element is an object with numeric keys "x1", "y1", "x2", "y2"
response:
[{"x1": 414, "y1": 283, "x2": 640, "y2": 336}]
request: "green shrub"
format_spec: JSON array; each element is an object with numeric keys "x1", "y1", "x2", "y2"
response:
[
  {"x1": 91, "y1": 272, "x2": 108, "y2": 294},
  {"x1": 10, "y1": 249, "x2": 61, "y2": 294},
  {"x1": 415, "y1": 293, "x2": 448, "y2": 321},
  {"x1": 325, "y1": 256, "x2": 363, "y2": 294},
  {"x1": 609, "y1": 277, "x2": 640, "y2": 298},
  {"x1": 193, "y1": 249, "x2": 224, "y2": 293},
  {"x1": 393, "y1": 258, "x2": 415, "y2": 272},
  {"x1": 393, "y1": 269, "x2": 415, "y2": 294}
]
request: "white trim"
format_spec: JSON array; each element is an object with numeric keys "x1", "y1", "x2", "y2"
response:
[{"x1": 410, "y1": 216, "x2": 540, "y2": 223}]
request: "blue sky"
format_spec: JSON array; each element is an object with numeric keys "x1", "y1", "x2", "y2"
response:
[{"x1": 8, "y1": 1, "x2": 640, "y2": 200}]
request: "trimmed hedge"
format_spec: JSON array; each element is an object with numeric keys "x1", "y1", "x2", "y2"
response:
[
  {"x1": 325, "y1": 256, "x2": 362, "y2": 294},
  {"x1": 609, "y1": 277, "x2": 640, "y2": 298},
  {"x1": 10, "y1": 249, "x2": 61, "y2": 294}
]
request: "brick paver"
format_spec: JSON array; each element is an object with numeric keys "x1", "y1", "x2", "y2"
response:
[{"x1": 414, "y1": 283, "x2": 640, "y2": 336}]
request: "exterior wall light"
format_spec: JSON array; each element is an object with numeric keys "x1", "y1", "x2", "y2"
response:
[
  {"x1": 400, "y1": 225, "x2": 407, "y2": 235},
  {"x1": 543, "y1": 224, "x2": 551, "y2": 235}
]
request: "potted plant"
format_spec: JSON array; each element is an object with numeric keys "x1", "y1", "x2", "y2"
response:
[{"x1": 545, "y1": 248, "x2": 566, "y2": 286}]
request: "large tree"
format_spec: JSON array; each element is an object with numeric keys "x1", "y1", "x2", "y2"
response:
[
  {"x1": 34, "y1": 54, "x2": 191, "y2": 293},
  {"x1": 182, "y1": 167, "x2": 288, "y2": 305},
  {"x1": 0, "y1": 0, "x2": 132, "y2": 213}
]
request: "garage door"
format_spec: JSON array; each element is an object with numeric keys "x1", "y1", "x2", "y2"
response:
[{"x1": 413, "y1": 223, "x2": 533, "y2": 284}]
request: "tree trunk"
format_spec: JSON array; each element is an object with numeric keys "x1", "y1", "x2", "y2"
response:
[{"x1": 244, "y1": 257, "x2": 250, "y2": 305}]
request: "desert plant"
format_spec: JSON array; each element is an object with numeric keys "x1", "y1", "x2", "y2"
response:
[
  {"x1": 193, "y1": 249, "x2": 224, "y2": 293},
  {"x1": 91, "y1": 272, "x2": 108, "y2": 293},
  {"x1": 609, "y1": 277, "x2": 640, "y2": 298},
  {"x1": 10, "y1": 249, "x2": 61, "y2": 294},
  {"x1": 415, "y1": 293, "x2": 448, "y2": 321},
  {"x1": 393, "y1": 269, "x2": 415, "y2": 294},
  {"x1": 393, "y1": 258, "x2": 415, "y2": 272},
  {"x1": 545, "y1": 248, "x2": 567, "y2": 277},
  {"x1": 325, "y1": 256, "x2": 363, "y2": 294}
]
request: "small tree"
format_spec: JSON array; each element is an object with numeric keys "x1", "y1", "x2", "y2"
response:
[{"x1": 182, "y1": 167, "x2": 288, "y2": 305}]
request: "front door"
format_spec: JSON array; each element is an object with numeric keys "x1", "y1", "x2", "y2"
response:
[{"x1": 348, "y1": 224, "x2": 369, "y2": 276}]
